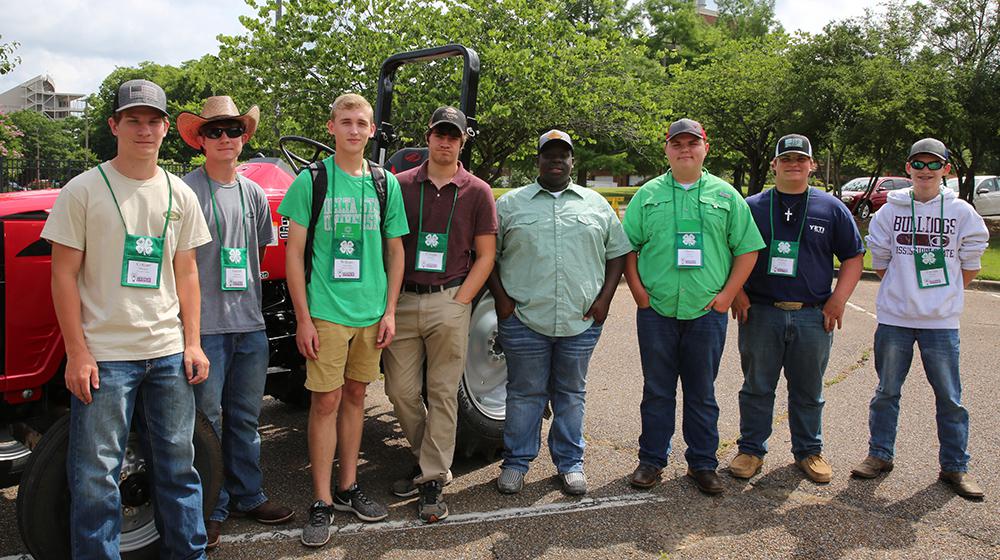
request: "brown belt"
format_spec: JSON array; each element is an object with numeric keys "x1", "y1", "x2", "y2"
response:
[{"x1": 772, "y1": 301, "x2": 824, "y2": 311}]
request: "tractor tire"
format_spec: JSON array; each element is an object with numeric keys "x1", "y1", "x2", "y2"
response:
[{"x1": 16, "y1": 412, "x2": 223, "y2": 559}]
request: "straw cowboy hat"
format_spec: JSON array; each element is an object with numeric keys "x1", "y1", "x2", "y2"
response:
[{"x1": 177, "y1": 96, "x2": 260, "y2": 150}]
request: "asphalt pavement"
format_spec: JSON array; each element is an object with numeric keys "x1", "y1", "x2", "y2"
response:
[{"x1": 1, "y1": 279, "x2": 998, "y2": 559}]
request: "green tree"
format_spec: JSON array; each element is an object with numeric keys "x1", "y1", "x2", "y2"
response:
[
  {"x1": 0, "y1": 35, "x2": 19, "y2": 75},
  {"x1": 666, "y1": 36, "x2": 794, "y2": 196},
  {"x1": 0, "y1": 112, "x2": 24, "y2": 158},
  {"x1": 921, "y1": 0, "x2": 1000, "y2": 202},
  {"x1": 217, "y1": 0, "x2": 667, "y2": 184},
  {"x1": 7, "y1": 111, "x2": 95, "y2": 162},
  {"x1": 715, "y1": 0, "x2": 783, "y2": 40}
]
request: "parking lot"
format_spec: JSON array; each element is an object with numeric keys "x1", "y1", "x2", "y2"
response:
[{"x1": 1, "y1": 279, "x2": 998, "y2": 559}]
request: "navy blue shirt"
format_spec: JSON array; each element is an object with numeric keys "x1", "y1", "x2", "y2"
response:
[{"x1": 744, "y1": 187, "x2": 864, "y2": 304}]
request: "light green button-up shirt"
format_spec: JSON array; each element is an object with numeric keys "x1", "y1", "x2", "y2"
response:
[
  {"x1": 622, "y1": 170, "x2": 764, "y2": 320},
  {"x1": 496, "y1": 181, "x2": 632, "y2": 337}
]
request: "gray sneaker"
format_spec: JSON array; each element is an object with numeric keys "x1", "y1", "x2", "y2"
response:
[
  {"x1": 418, "y1": 480, "x2": 449, "y2": 523},
  {"x1": 300, "y1": 500, "x2": 333, "y2": 548},
  {"x1": 497, "y1": 467, "x2": 525, "y2": 494},
  {"x1": 333, "y1": 483, "x2": 389, "y2": 522},
  {"x1": 560, "y1": 471, "x2": 587, "y2": 496},
  {"x1": 391, "y1": 465, "x2": 423, "y2": 498}
]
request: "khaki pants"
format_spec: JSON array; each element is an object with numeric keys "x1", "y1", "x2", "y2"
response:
[{"x1": 383, "y1": 286, "x2": 471, "y2": 484}]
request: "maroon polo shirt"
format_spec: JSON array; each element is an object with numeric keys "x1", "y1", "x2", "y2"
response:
[{"x1": 395, "y1": 161, "x2": 498, "y2": 285}]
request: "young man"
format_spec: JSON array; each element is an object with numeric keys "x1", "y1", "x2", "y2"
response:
[
  {"x1": 383, "y1": 106, "x2": 497, "y2": 522},
  {"x1": 852, "y1": 138, "x2": 988, "y2": 499},
  {"x1": 623, "y1": 118, "x2": 764, "y2": 495},
  {"x1": 178, "y1": 96, "x2": 293, "y2": 548},
  {"x1": 278, "y1": 93, "x2": 408, "y2": 547},
  {"x1": 42, "y1": 79, "x2": 212, "y2": 559},
  {"x1": 729, "y1": 134, "x2": 864, "y2": 483},
  {"x1": 488, "y1": 130, "x2": 631, "y2": 496}
]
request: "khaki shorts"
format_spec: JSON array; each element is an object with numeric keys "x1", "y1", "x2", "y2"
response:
[{"x1": 305, "y1": 319, "x2": 382, "y2": 392}]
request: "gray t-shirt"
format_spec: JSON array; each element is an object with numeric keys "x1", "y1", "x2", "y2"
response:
[{"x1": 183, "y1": 169, "x2": 275, "y2": 335}]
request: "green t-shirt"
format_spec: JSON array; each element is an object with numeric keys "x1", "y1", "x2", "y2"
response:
[
  {"x1": 277, "y1": 157, "x2": 409, "y2": 326},
  {"x1": 622, "y1": 169, "x2": 764, "y2": 320}
]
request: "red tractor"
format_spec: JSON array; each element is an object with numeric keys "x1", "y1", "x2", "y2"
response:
[{"x1": 5, "y1": 45, "x2": 508, "y2": 559}]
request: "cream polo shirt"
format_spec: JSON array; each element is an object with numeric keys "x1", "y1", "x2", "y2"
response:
[{"x1": 41, "y1": 163, "x2": 212, "y2": 361}]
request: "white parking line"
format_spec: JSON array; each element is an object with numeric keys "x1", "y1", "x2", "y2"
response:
[
  {"x1": 846, "y1": 301, "x2": 877, "y2": 319},
  {"x1": 221, "y1": 492, "x2": 668, "y2": 545},
  {"x1": 0, "y1": 492, "x2": 669, "y2": 558},
  {"x1": 0, "y1": 492, "x2": 667, "y2": 560}
]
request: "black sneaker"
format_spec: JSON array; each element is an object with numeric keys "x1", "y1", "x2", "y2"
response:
[
  {"x1": 418, "y1": 480, "x2": 449, "y2": 523},
  {"x1": 333, "y1": 483, "x2": 388, "y2": 522},
  {"x1": 391, "y1": 465, "x2": 422, "y2": 498},
  {"x1": 300, "y1": 500, "x2": 333, "y2": 547}
]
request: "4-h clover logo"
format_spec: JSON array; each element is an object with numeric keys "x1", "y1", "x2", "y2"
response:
[
  {"x1": 922, "y1": 252, "x2": 936, "y2": 265},
  {"x1": 682, "y1": 233, "x2": 696, "y2": 246},
  {"x1": 425, "y1": 233, "x2": 440, "y2": 248},
  {"x1": 135, "y1": 237, "x2": 154, "y2": 256},
  {"x1": 777, "y1": 241, "x2": 792, "y2": 254},
  {"x1": 339, "y1": 240, "x2": 355, "y2": 256},
  {"x1": 228, "y1": 249, "x2": 242, "y2": 264}
]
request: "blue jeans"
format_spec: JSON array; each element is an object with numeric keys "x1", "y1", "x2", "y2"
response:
[
  {"x1": 636, "y1": 307, "x2": 728, "y2": 471},
  {"x1": 194, "y1": 331, "x2": 270, "y2": 522},
  {"x1": 498, "y1": 314, "x2": 603, "y2": 474},
  {"x1": 68, "y1": 352, "x2": 206, "y2": 560},
  {"x1": 867, "y1": 324, "x2": 969, "y2": 472},
  {"x1": 737, "y1": 305, "x2": 832, "y2": 461}
]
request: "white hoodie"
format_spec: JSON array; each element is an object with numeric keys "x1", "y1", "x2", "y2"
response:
[{"x1": 866, "y1": 186, "x2": 989, "y2": 329}]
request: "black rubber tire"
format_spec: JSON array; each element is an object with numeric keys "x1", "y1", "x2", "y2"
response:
[
  {"x1": 454, "y1": 292, "x2": 506, "y2": 461},
  {"x1": 16, "y1": 412, "x2": 223, "y2": 560},
  {"x1": 858, "y1": 201, "x2": 872, "y2": 220}
]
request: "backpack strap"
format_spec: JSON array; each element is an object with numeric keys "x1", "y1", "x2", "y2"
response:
[
  {"x1": 303, "y1": 160, "x2": 327, "y2": 285},
  {"x1": 368, "y1": 159, "x2": 388, "y2": 238}
]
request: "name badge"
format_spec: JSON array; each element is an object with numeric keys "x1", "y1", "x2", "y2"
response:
[
  {"x1": 225, "y1": 267, "x2": 248, "y2": 289},
  {"x1": 418, "y1": 250, "x2": 445, "y2": 271},
  {"x1": 126, "y1": 260, "x2": 160, "y2": 287},
  {"x1": 333, "y1": 238, "x2": 362, "y2": 282},
  {"x1": 914, "y1": 248, "x2": 949, "y2": 289},
  {"x1": 767, "y1": 240, "x2": 799, "y2": 277},
  {"x1": 675, "y1": 230, "x2": 703, "y2": 269}
]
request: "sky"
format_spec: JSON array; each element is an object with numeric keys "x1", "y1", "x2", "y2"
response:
[{"x1": 0, "y1": 0, "x2": 876, "y2": 98}]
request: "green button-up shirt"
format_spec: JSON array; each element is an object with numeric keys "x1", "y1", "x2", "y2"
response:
[
  {"x1": 622, "y1": 170, "x2": 764, "y2": 320},
  {"x1": 497, "y1": 181, "x2": 632, "y2": 337}
]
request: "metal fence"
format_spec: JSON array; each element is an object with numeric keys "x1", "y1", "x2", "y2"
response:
[{"x1": 0, "y1": 157, "x2": 193, "y2": 192}]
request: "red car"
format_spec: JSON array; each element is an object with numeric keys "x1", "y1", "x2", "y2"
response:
[{"x1": 839, "y1": 176, "x2": 913, "y2": 219}]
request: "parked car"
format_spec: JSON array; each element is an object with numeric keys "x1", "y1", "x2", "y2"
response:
[
  {"x1": 946, "y1": 175, "x2": 1000, "y2": 216},
  {"x1": 839, "y1": 176, "x2": 913, "y2": 219}
]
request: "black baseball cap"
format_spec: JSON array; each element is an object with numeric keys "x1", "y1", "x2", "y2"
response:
[
  {"x1": 538, "y1": 129, "x2": 573, "y2": 152},
  {"x1": 665, "y1": 118, "x2": 707, "y2": 141},
  {"x1": 113, "y1": 79, "x2": 168, "y2": 116},
  {"x1": 908, "y1": 138, "x2": 949, "y2": 161},
  {"x1": 775, "y1": 134, "x2": 813, "y2": 158},
  {"x1": 428, "y1": 106, "x2": 467, "y2": 134}
]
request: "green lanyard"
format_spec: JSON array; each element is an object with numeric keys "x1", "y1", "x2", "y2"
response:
[
  {"x1": 766, "y1": 187, "x2": 810, "y2": 277},
  {"x1": 98, "y1": 163, "x2": 172, "y2": 289},
  {"x1": 671, "y1": 174, "x2": 704, "y2": 269},
  {"x1": 415, "y1": 182, "x2": 458, "y2": 272},
  {"x1": 910, "y1": 192, "x2": 949, "y2": 289},
  {"x1": 204, "y1": 167, "x2": 250, "y2": 291},
  {"x1": 330, "y1": 160, "x2": 369, "y2": 282}
]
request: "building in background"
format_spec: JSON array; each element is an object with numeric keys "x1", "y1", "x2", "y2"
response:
[{"x1": 0, "y1": 75, "x2": 85, "y2": 119}]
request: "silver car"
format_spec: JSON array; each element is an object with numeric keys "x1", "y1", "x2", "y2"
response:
[{"x1": 946, "y1": 175, "x2": 1000, "y2": 216}]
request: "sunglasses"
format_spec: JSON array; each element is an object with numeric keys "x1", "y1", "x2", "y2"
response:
[
  {"x1": 909, "y1": 160, "x2": 944, "y2": 170},
  {"x1": 201, "y1": 126, "x2": 245, "y2": 139}
]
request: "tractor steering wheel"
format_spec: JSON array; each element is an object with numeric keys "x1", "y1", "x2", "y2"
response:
[{"x1": 279, "y1": 135, "x2": 336, "y2": 172}]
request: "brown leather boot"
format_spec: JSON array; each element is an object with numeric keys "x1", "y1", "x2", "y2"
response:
[
  {"x1": 629, "y1": 464, "x2": 663, "y2": 489},
  {"x1": 939, "y1": 471, "x2": 985, "y2": 499}
]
